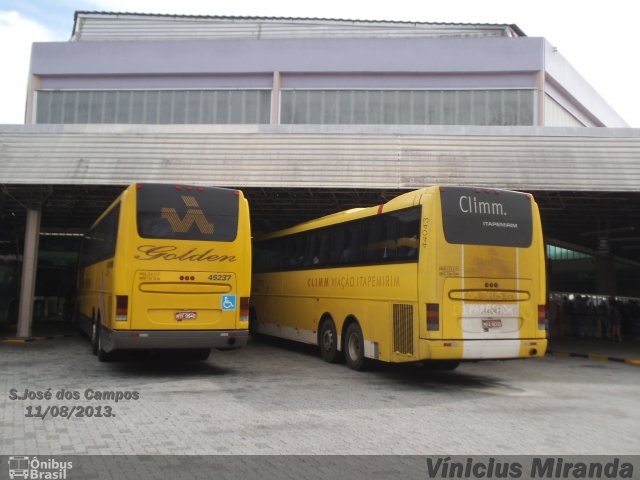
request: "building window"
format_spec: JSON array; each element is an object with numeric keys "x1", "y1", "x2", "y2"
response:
[
  {"x1": 35, "y1": 90, "x2": 271, "y2": 124},
  {"x1": 546, "y1": 245, "x2": 592, "y2": 261},
  {"x1": 280, "y1": 89, "x2": 535, "y2": 126}
]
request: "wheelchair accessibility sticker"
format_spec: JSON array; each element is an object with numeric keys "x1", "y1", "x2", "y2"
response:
[{"x1": 221, "y1": 295, "x2": 237, "y2": 311}]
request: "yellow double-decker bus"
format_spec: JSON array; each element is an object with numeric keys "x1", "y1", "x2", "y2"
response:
[
  {"x1": 251, "y1": 185, "x2": 546, "y2": 371},
  {"x1": 76, "y1": 183, "x2": 251, "y2": 361}
]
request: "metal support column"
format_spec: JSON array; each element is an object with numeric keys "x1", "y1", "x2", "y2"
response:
[
  {"x1": 271, "y1": 71, "x2": 281, "y2": 124},
  {"x1": 534, "y1": 70, "x2": 545, "y2": 126},
  {"x1": 16, "y1": 209, "x2": 41, "y2": 338}
]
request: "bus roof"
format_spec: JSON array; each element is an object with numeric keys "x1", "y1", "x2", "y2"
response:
[
  {"x1": 254, "y1": 185, "x2": 536, "y2": 241},
  {"x1": 255, "y1": 186, "x2": 434, "y2": 241}
]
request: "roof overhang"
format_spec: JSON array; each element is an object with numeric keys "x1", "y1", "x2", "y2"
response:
[{"x1": 1, "y1": 124, "x2": 640, "y2": 261}]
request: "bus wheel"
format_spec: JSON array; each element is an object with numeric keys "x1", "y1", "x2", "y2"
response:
[
  {"x1": 318, "y1": 318, "x2": 342, "y2": 363},
  {"x1": 91, "y1": 318, "x2": 99, "y2": 355},
  {"x1": 96, "y1": 326, "x2": 111, "y2": 363},
  {"x1": 249, "y1": 308, "x2": 260, "y2": 340},
  {"x1": 344, "y1": 322, "x2": 366, "y2": 371},
  {"x1": 422, "y1": 360, "x2": 460, "y2": 371}
]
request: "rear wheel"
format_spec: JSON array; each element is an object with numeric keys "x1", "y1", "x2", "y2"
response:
[
  {"x1": 318, "y1": 318, "x2": 341, "y2": 363},
  {"x1": 91, "y1": 317, "x2": 99, "y2": 355},
  {"x1": 96, "y1": 326, "x2": 112, "y2": 362},
  {"x1": 344, "y1": 322, "x2": 366, "y2": 371},
  {"x1": 249, "y1": 308, "x2": 260, "y2": 340}
]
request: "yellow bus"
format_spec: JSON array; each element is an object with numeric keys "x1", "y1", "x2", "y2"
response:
[
  {"x1": 76, "y1": 183, "x2": 251, "y2": 361},
  {"x1": 251, "y1": 185, "x2": 546, "y2": 371}
]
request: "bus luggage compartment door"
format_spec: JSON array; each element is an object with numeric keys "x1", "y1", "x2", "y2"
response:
[{"x1": 131, "y1": 270, "x2": 237, "y2": 330}]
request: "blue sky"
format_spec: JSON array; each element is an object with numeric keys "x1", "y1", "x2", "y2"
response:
[{"x1": 1, "y1": 0, "x2": 639, "y2": 126}]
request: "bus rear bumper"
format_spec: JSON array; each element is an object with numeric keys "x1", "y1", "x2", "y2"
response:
[
  {"x1": 103, "y1": 327, "x2": 249, "y2": 352},
  {"x1": 417, "y1": 338, "x2": 547, "y2": 361}
]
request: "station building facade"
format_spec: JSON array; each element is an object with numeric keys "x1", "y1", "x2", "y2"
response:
[
  {"x1": 2, "y1": 12, "x2": 640, "y2": 336},
  {"x1": 28, "y1": 13, "x2": 626, "y2": 129}
]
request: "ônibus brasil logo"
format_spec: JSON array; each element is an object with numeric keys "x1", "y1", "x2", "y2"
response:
[{"x1": 8, "y1": 456, "x2": 73, "y2": 479}]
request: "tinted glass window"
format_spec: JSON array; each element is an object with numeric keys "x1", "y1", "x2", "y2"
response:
[
  {"x1": 253, "y1": 206, "x2": 420, "y2": 272},
  {"x1": 362, "y1": 214, "x2": 397, "y2": 262},
  {"x1": 283, "y1": 234, "x2": 307, "y2": 269},
  {"x1": 395, "y1": 207, "x2": 420, "y2": 260},
  {"x1": 80, "y1": 203, "x2": 120, "y2": 267},
  {"x1": 306, "y1": 229, "x2": 331, "y2": 268},
  {"x1": 253, "y1": 239, "x2": 282, "y2": 273},
  {"x1": 280, "y1": 89, "x2": 535, "y2": 126},
  {"x1": 440, "y1": 187, "x2": 533, "y2": 247},
  {"x1": 137, "y1": 184, "x2": 239, "y2": 242},
  {"x1": 36, "y1": 89, "x2": 271, "y2": 125},
  {"x1": 333, "y1": 221, "x2": 362, "y2": 265}
]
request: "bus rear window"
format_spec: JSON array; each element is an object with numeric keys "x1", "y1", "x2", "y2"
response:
[
  {"x1": 440, "y1": 187, "x2": 533, "y2": 247},
  {"x1": 136, "y1": 185, "x2": 239, "y2": 242}
]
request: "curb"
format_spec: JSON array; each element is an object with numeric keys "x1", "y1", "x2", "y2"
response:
[
  {"x1": 547, "y1": 349, "x2": 640, "y2": 366},
  {"x1": 0, "y1": 333, "x2": 74, "y2": 344}
]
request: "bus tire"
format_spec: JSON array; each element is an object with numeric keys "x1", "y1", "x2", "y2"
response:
[
  {"x1": 318, "y1": 317, "x2": 342, "y2": 363},
  {"x1": 91, "y1": 317, "x2": 99, "y2": 356},
  {"x1": 422, "y1": 360, "x2": 460, "y2": 371},
  {"x1": 96, "y1": 326, "x2": 111, "y2": 362},
  {"x1": 249, "y1": 308, "x2": 261, "y2": 340},
  {"x1": 344, "y1": 322, "x2": 366, "y2": 371}
]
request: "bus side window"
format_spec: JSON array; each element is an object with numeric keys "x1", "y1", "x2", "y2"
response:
[
  {"x1": 362, "y1": 215, "x2": 397, "y2": 263},
  {"x1": 254, "y1": 239, "x2": 282, "y2": 273},
  {"x1": 340, "y1": 222, "x2": 361, "y2": 265},
  {"x1": 316, "y1": 231, "x2": 330, "y2": 266},
  {"x1": 286, "y1": 233, "x2": 308, "y2": 269},
  {"x1": 283, "y1": 236, "x2": 297, "y2": 269},
  {"x1": 395, "y1": 207, "x2": 420, "y2": 260},
  {"x1": 329, "y1": 227, "x2": 346, "y2": 265},
  {"x1": 306, "y1": 229, "x2": 330, "y2": 267}
]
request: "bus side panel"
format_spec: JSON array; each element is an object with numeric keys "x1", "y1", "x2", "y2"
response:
[
  {"x1": 76, "y1": 259, "x2": 116, "y2": 334},
  {"x1": 253, "y1": 263, "x2": 419, "y2": 362}
]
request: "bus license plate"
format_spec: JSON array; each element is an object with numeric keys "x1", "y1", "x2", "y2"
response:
[
  {"x1": 482, "y1": 319, "x2": 502, "y2": 330},
  {"x1": 176, "y1": 311, "x2": 197, "y2": 321}
]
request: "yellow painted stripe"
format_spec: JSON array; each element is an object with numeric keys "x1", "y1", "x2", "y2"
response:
[
  {"x1": 588, "y1": 354, "x2": 609, "y2": 361},
  {"x1": 1, "y1": 334, "x2": 72, "y2": 344},
  {"x1": 625, "y1": 359, "x2": 640, "y2": 366}
]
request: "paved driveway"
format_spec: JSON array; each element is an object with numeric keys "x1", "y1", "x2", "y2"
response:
[{"x1": 1, "y1": 334, "x2": 639, "y2": 455}]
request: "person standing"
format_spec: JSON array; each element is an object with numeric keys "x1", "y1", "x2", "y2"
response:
[{"x1": 610, "y1": 300, "x2": 622, "y2": 342}]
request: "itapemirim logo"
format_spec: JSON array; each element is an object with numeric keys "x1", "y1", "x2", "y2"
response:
[
  {"x1": 160, "y1": 195, "x2": 214, "y2": 234},
  {"x1": 7, "y1": 456, "x2": 73, "y2": 479}
]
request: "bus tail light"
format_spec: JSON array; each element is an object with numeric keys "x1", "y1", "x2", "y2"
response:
[
  {"x1": 240, "y1": 297, "x2": 250, "y2": 323},
  {"x1": 116, "y1": 295, "x2": 128, "y2": 322},
  {"x1": 427, "y1": 303, "x2": 439, "y2": 331},
  {"x1": 538, "y1": 304, "x2": 546, "y2": 330}
]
